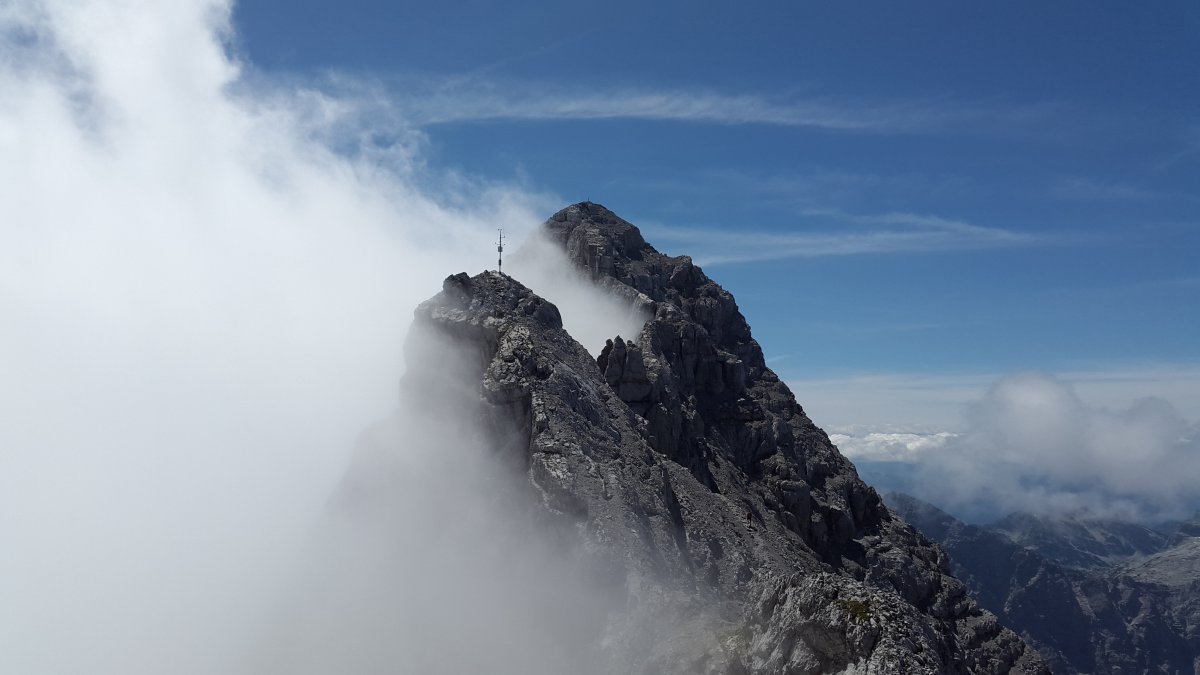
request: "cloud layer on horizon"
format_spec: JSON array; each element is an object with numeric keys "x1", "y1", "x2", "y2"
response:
[{"x1": 831, "y1": 371, "x2": 1200, "y2": 522}]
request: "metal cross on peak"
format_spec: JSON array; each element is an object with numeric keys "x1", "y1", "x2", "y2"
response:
[{"x1": 496, "y1": 227, "x2": 505, "y2": 272}]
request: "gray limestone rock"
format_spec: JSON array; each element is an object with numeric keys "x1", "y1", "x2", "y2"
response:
[{"x1": 340, "y1": 203, "x2": 1049, "y2": 674}]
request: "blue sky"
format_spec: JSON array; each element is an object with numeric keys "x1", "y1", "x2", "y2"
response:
[
  {"x1": 229, "y1": 1, "x2": 1200, "y2": 518},
  {"x1": 230, "y1": 0, "x2": 1199, "y2": 388},
  {"x1": 4, "y1": 6, "x2": 1198, "y2": 667},
  {"x1": 2, "y1": 1, "x2": 1196, "y2": 525}
]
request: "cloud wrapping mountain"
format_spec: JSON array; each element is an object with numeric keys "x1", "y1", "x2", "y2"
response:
[{"x1": 0, "y1": 2, "x2": 621, "y2": 673}]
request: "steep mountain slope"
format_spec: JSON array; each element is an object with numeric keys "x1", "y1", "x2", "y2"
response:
[
  {"x1": 890, "y1": 492, "x2": 1199, "y2": 674},
  {"x1": 1124, "y1": 535, "x2": 1200, "y2": 671},
  {"x1": 339, "y1": 203, "x2": 1047, "y2": 673},
  {"x1": 991, "y1": 511, "x2": 1169, "y2": 570}
]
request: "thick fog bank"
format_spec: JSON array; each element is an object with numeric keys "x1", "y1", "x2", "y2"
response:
[
  {"x1": 253, "y1": 317, "x2": 627, "y2": 674},
  {"x1": 0, "y1": 2, "x2": 605, "y2": 673}
]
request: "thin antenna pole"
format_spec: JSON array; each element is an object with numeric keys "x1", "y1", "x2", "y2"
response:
[{"x1": 497, "y1": 227, "x2": 505, "y2": 272}]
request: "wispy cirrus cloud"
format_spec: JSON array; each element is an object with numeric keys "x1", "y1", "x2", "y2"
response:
[
  {"x1": 309, "y1": 74, "x2": 1067, "y2": 137},
  {"x1": 1051, "y1": 175, "x2": 1200, "y2": 205},
  {"x1": 639, "y1": 209, "x2": 1039, "y2": 264},
  {"x1": 1053, "y1": 176, "x2": 1156, "y2": 201},
  {"x1": 407, "y1": 88, "x2": 937, "y2": 131}
]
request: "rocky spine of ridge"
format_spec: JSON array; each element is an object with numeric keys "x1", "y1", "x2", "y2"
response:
[
  {"x1": 541, "y1": 203, "x2": 896, "y2": 566},
  {"x1": 890, "y1": 492, "x2": 1200, "y2": 674},
  {"x1": 347, "y1": 203, "x2": 1049, "y2": 673}
]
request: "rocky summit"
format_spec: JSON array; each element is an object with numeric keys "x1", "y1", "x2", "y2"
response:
[{"x1": 341, "y1": 203, "x2": 1048, "y2": 673}]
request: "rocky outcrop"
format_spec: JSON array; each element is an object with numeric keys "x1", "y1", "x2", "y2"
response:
[
  {"x1": 890, "y1": 492, "x2": 1200, "y2": 674},
  {"x1": 542, "y1": 204, "x2": 890, "y2": 564},
  {"x1": 341, "y1": 203, "x2": 1047, "y2": 673}
]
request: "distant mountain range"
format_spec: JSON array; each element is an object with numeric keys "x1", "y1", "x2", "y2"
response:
[{"x1": 889, "y1": 492, "x2": 1199, "y2": 674}]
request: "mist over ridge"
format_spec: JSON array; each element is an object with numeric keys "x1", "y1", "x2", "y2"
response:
[
  {"x1": 0, "y1": 2, "x2": 563, "y2": 672},
  {"x1": 3, "y1": 2, "x2": 1197, "y2": 673}
]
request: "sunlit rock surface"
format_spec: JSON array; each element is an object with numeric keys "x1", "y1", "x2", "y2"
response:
[{"x1": 340, "y1": 203, "x2": 1048, "y2": 674}]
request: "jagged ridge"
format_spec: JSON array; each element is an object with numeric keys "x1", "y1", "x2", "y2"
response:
[{"x1": 344, "y1": 203, "x2": 1049, "y2": 673}]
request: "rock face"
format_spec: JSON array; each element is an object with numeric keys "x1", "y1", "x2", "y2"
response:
[
  {"x1": 343, "y1": 203, "x2": 1048, "y2": 673},
  {"x1": 890, "y1": 492, "x2": 1200, "y2": 674}
]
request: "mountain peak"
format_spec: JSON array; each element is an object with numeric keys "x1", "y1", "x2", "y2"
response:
[
  {"x1": 544, "y1": 201, "x2": 652, "y2": 274},
  {"x1": 339, "y1": 204, "x2": 1049, "y2": 673}
]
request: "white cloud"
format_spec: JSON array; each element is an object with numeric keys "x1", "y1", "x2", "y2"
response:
[
  {"x1": 932, "y1": 372, "x2": 1200, "y2": 518},
  {"x1": 0, "y1": 2, "x2": 647, "y2": 673},
  {"x1": 507, "y1": 232, "x2": 650, "y2": 355},
  {"x1": 406, "y1": 87, "x2": 912, "y2": 130},
  {"x1": 308, "y1": 72, "x2": 1067, "y2": 138},
  {"x1": 818, "y1": 370, "x2": 1200, "y2": 522},
  {"x1": 828, "y1": 431, "x2": 956, "y2": 463},
  {"x1": 638, "y1": 210, "x2": 1037, "y2": 265}
]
